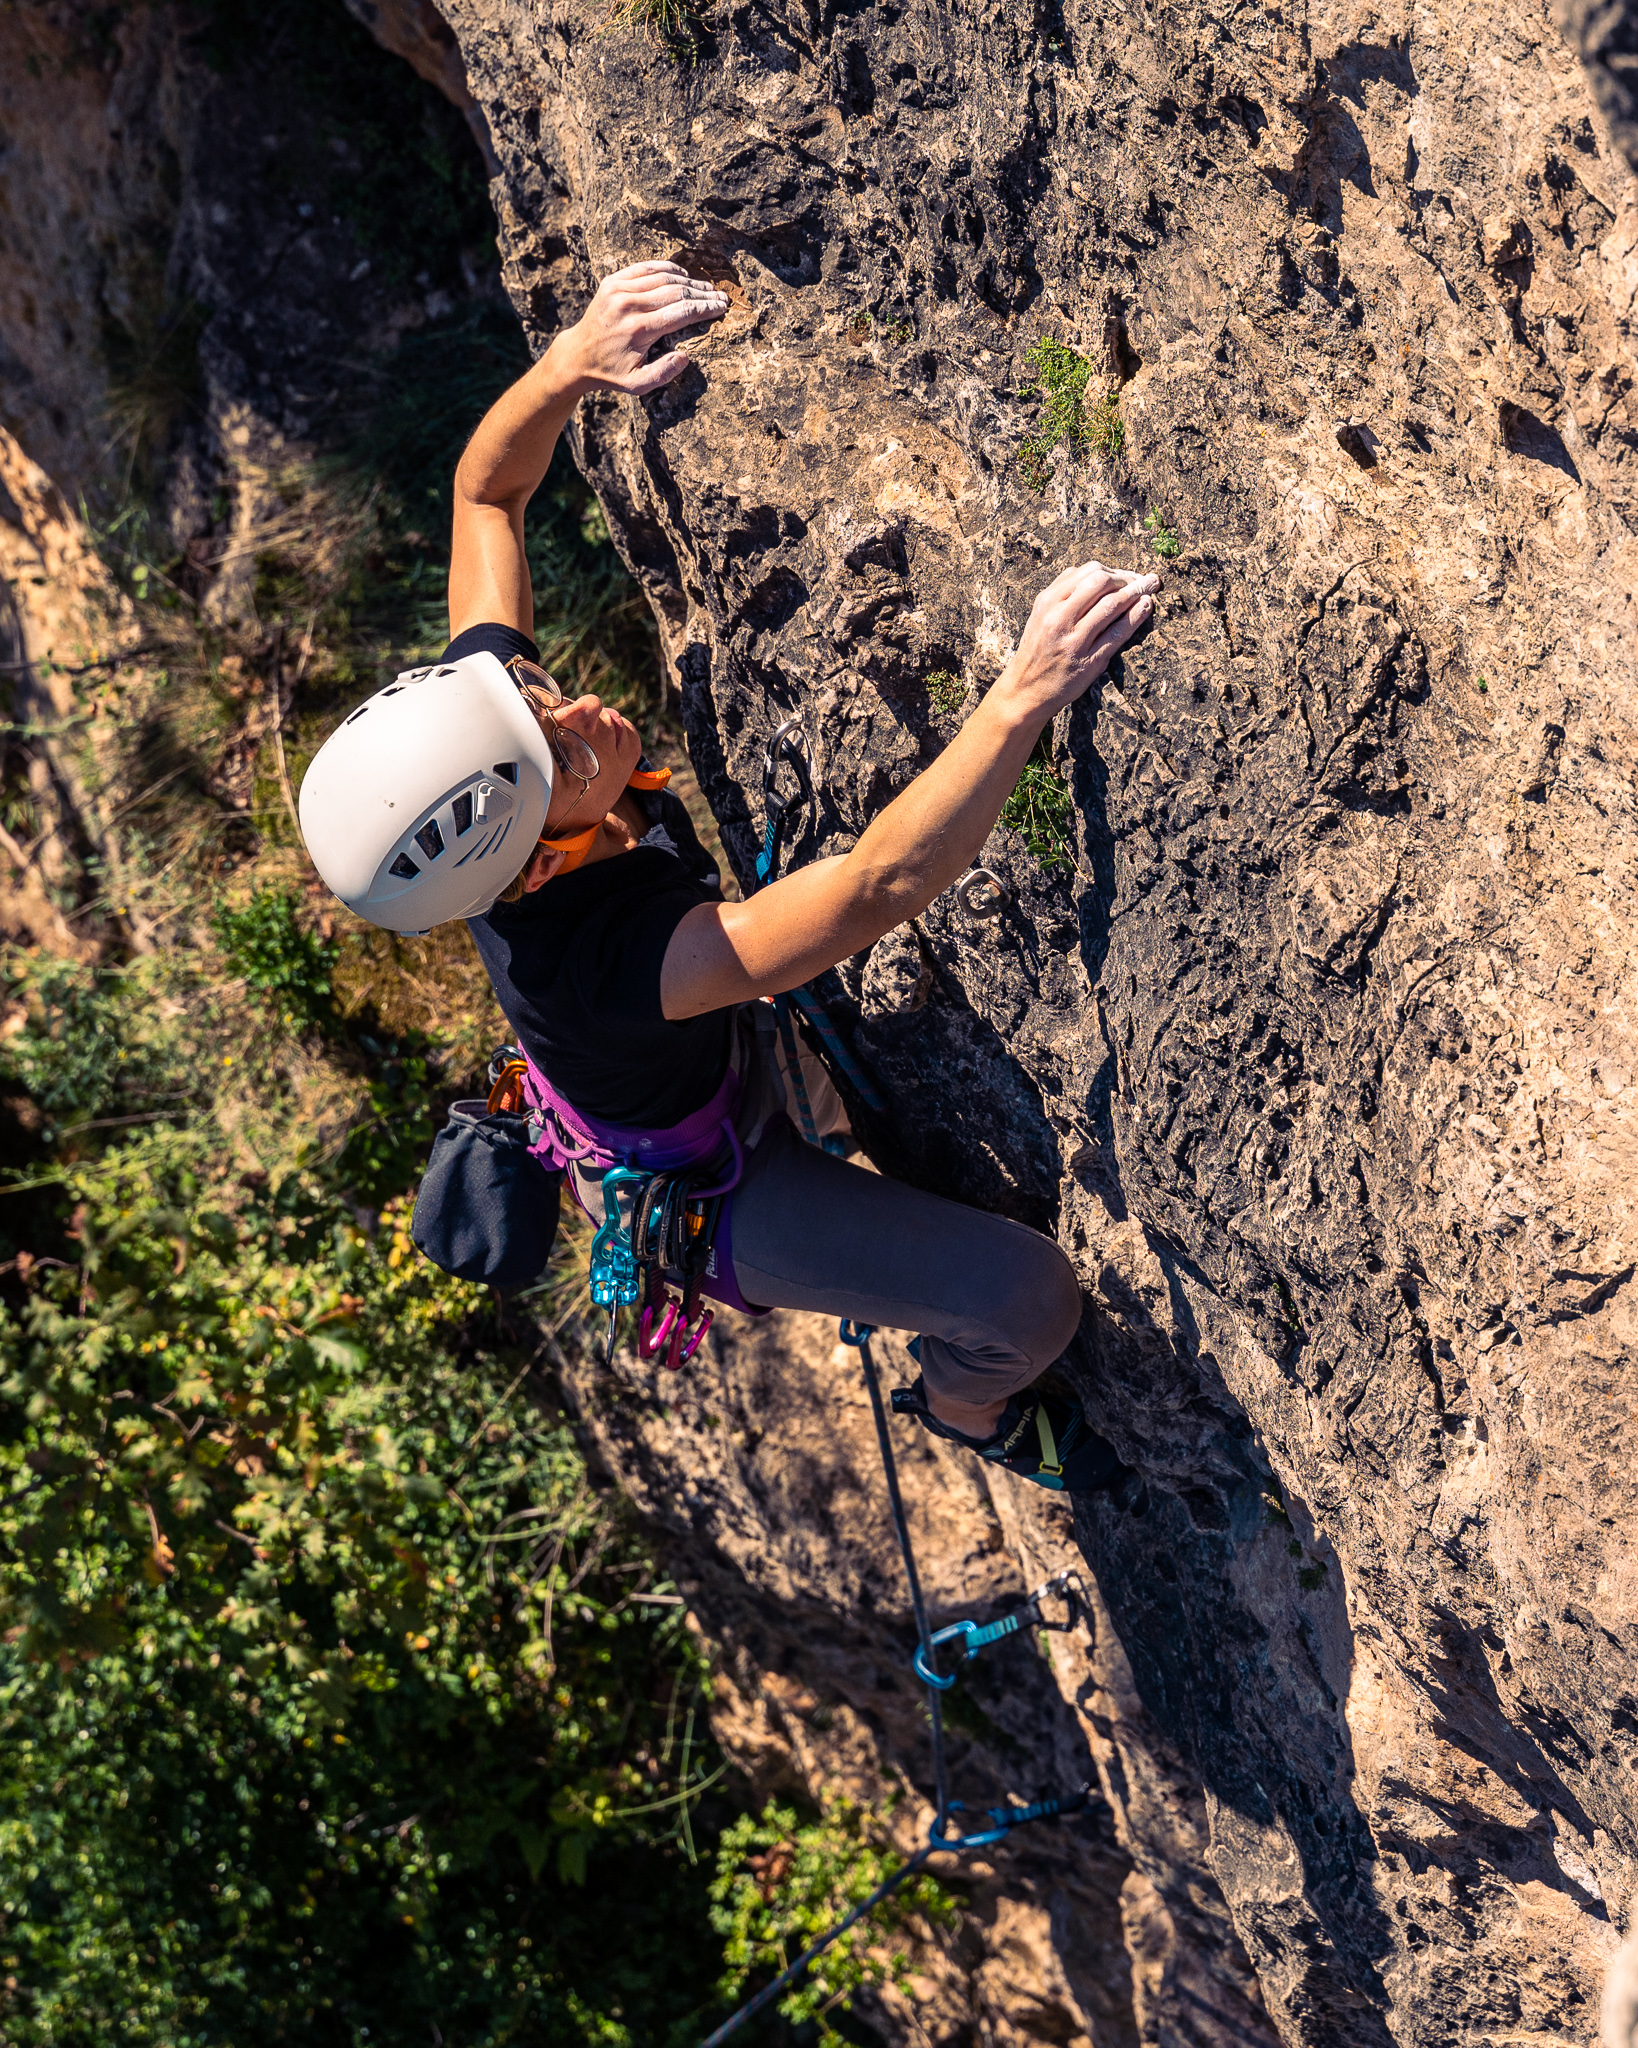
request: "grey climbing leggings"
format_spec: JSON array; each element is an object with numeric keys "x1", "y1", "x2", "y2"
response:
[{"x1": 720, "y1": 1117, "x2": 1084, "y2": 1409}]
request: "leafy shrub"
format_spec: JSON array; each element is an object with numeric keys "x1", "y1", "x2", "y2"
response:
[
  {"x1": 0, "y1": 957, "x2": 189, "y2": 1134},
  {"x1": 710, "y1": 1798, "x2": 955, "y2": 2042},
  {"x1": 331, "y1": 1041, "x2": 445, "y2": 1205},
  {"x1": 214, "y1": 889, "x2": 338, "y2": 1033},
  {"x1": 0, "y1": 1138, "x2": 725, "y2": 2045},
  {"x1": 1000, "y1": 754, "x2": 1073, "y2": 869},
  {"x1": 1017, "y1": 337, "x2": 1124, "y2": 491}
]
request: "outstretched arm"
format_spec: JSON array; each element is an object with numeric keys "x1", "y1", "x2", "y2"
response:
[
  {"x1": 660, "y1": 562, "x2": 1158, "y2": 1020},
  {"x1": 448, "y1": 262, "x2": 729, "y2": 639}
]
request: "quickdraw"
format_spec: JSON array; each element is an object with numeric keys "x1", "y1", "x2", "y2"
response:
[
  {"x1": 588, "y1": 1167, "x2": 648, "y2": 1362},
  {"x1": 911, "y1": 1568, "x2": 1088, "y2": 1690},
  {"x1": 583, "y1": 1163, "x2": 723, "y2": 1371},
  {"x1": 931, "y1": 1788, "x2": 1094, "y2": 1853},
  {"x1": 753, "y1": 716, "x2": 814, "y2": 889},
  {"x1": 632, "y1": 1169, "x2": 721, "y2": 1371}
]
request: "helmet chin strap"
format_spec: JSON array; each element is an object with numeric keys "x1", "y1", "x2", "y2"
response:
[{"x1": 536, "y1": 766, "x2": 671, "y2": 878}]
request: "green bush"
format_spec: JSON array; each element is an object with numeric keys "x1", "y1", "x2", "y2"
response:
[
  {"x1": 1143, "y1": 510, "x2": 1181, "y2": 558},
  {"x1": 214, "y1": 890, "x2": 338, "y2": 1033},
  {"x1": 0, "y1": 1137, "x2": 726, "y2": 2045},
  {"x1": 925, "y1": 670, "x2": 966, "y2": 725},
  {"x1": 0, "y1": 957, "x2": 189, "y2": 1136},
  {"x1": 711, "y1": 1798, "x2": 955, "y2": 2042}
]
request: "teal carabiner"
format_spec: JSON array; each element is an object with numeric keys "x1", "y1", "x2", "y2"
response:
[
  {"x1": 910, "y1": 1570, "x2": 1088, "y2": 1689},
  {"x1": 928, "y1": 1787, "x2": 1092, "y2": 1853},
  {"x1": 589, "y1": 1167, "x2": 649, "y2": 1311},
  {"x1": 913, "y1": 1612, "x2": 1026, "y2": 1689}
]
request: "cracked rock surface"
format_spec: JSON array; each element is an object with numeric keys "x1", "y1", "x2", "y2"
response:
[{"x1": 433, "y1": 0, "x2": 1638, "y2": 2037}]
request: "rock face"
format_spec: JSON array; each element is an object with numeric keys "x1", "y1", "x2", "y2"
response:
[
  {"x1": 4, "y1": 0, "x2": 1638, "y2": 2038},
  {"x1": 431, "y1": 0, "x2": 1638, "y2": 2040}
]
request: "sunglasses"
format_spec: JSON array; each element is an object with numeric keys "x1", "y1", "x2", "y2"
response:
[{"x1": 506, "y1": 657, "x2": 601, "y2": 800}]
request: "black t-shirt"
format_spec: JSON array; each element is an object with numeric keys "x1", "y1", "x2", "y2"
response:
[{"x1": 450, "y1": 623, "x2": 733, "y2": 1128}]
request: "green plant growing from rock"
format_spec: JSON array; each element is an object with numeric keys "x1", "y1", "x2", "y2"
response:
[
  {"x1": 1017, "y1": 337, "x2": 1124, "y2": 491},
  {"x1": 598, "y1": 0, "x2": 703, "y2": 60},
  {"x1": 1000, "y1": 747, "x2": 1073, "y2": 868},
  {"x1": 925, "y1": 669, "x2": 967, "y2": 724},
  {"x1": 710, "y1": 1797, "x2": 955, "y2": 2040},
  {"x1": 1144, "y1": 510, "x2": 1181, "y2": 558}
]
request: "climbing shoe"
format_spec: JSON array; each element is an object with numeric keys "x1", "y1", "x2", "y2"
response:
[{"x1": 892, "y1": 1375, "x2": 1146, "y2": 1505}]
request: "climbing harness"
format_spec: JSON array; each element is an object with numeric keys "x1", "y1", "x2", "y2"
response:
[
  {"x1": 751, "y1": 719, "x2": 885, "y2": 1151},
  {"x1": 912, "y1": 1567, "x2": 1087, "y2": 1690},
  {"x1": 697, "y1": 1323, "x2": 1094, "y2": 2048},
  {"x1": 507, "y1": 1041, "x2": 749, "y2": 1368}
]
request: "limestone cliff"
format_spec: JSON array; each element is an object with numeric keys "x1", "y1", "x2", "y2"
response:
[
  {"x1": 3, "y1": 0, "x2": 1638, "y2": 2040},
  {"x1": 430, "y1": 0, "x2": 1638, "y2": 2040}
]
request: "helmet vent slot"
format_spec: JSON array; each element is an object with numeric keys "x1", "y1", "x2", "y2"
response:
[
  {"x1": 414, "y1": 819, "x2": 446, "y2": 861},
  {"x1": 491, "y1": 760, "x2": 519, "y2": 784},
  {"x1": 345, "y1": 705, "x2": 369, "y2": 726},
  {"x1": 451, "y1": 791, "x2": 474, "y2": 836},
  {"x1": 382, "y1": 684, "x2": 404, "y2": 698},
  {"x1": 389, "y1": 852, "x2": 420, "y2": 880}
]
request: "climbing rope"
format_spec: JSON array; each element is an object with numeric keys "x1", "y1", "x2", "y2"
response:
[{"x1": 697, "y1": 1323, "x2": 1092, "y2": 2047}]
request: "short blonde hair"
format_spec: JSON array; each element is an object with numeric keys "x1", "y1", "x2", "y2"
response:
[{"x1": 494, "y1": 847, "x2": 535, "y2": 906}]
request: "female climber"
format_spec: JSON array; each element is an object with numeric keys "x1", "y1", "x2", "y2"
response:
[{"x1": 297, "y1": 261, "x2": 1158, "y2": 1495}]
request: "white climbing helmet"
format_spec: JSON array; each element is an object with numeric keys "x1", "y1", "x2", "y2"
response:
[{"x1": 298, "y1": 651, "x2": 556, "y2": 933}]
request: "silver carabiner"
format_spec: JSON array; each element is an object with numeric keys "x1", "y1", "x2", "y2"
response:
[{"x1": 955, "y1": 867, "x2": 1005, "y2": 920}]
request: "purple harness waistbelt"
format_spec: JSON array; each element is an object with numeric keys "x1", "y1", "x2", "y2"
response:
[
  {"x1": 522, "y1": 1055, "x2": 766, "y2": 1318},
  {"x1": 524, "y1": 1055, "x2": 744, "y2": 1194}
]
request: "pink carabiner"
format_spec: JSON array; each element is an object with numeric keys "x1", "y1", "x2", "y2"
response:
[
  {"x1": 639, "y1": 1298, "x2": 678, "y2": 1361},
  {"x1": 677, "y1": 1306, "x2": 714, "y2": 1366}
]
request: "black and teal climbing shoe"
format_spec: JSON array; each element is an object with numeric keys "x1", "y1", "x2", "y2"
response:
[{"x1": 892, "y1": 1375, "x2": 1145, "y2": 1505}]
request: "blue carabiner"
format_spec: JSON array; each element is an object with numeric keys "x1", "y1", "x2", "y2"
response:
[
  {"x1": 589, "y1": 1167, "x2": 649, "y2": 1310},
  {"x1": 929, "y1": 1788, "x2": 1091, "y2": 1853},
  {"x1": 913, "y1": 1612, "x2": 1026, "y2": 1689}
]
